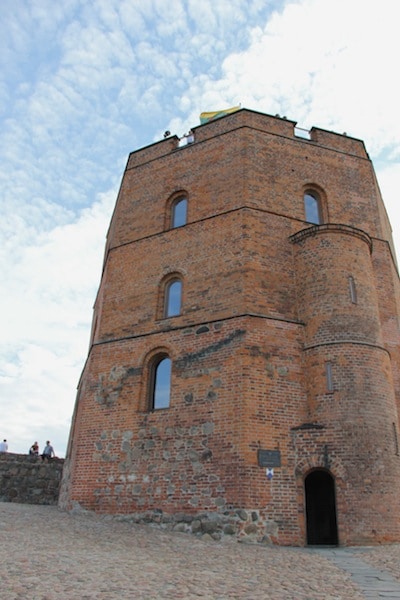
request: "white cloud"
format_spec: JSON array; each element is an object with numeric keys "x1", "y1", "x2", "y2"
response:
[
  {"x1": 168, "y1": 0, "x2": 399, "y2": 140},
  {"x1": 164, "y1": 0, "x2": 400, "y2": 257},
  {"x1": 0, "y1": 190, "x2": 114, "y2": 455}
]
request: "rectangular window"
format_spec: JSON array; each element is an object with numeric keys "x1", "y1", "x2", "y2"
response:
[
  {"x1": 325, "y1": 362, "x2": 333, "y2": 392},
  {"x1": 393, "y1": 423, "x2": 399, "y2": 456},
  {"x1": 349, "y1": 276, "x2": 357, "y2": 304}
]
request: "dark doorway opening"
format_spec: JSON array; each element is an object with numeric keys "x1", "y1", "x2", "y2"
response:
[{"x1": 305, "y1": 470, "x2": 338, "y2": 545}]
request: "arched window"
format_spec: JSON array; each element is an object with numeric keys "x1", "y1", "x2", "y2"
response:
[
  {"x1": 164, "y1": 279, "x2": 182, "y2": 317},
  {"x1": 150, "y1": 355, "x2": 172, "y2": 410},
  {"x1": 171, "y1": 197, "x2": 187, "y2": 228},
  {"x1": 304, "y1": 191, "x2": 322, "y2": 224}
]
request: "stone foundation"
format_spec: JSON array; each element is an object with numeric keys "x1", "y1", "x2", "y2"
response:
[{"x1": 70, "y1": 504, "x2": 279, "y2": 544}]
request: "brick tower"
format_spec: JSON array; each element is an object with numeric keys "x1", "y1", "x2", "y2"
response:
[{"x1": 60, "y1": 109, "x2": 400, "y2": 546}]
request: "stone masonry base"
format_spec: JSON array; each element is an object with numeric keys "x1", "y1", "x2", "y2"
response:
[{"x1": 69, "y1": 505, "x2": 280, "y2": 544}]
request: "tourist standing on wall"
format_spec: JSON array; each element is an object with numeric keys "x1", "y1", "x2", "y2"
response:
[
  {"x1": 0, "y1": 439, "x2": 8, "y2": 452},
  {"x1": 41, "y1": 441, "x2": 55, "y2": 460}
]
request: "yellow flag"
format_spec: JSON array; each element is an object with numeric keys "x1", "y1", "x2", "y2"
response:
[{"x1": 199, "y1": 106, "x2": 241, "y2": 124}]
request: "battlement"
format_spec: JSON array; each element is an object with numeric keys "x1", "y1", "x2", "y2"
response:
[{"x1": 126, "y1": 108, "x2": 368, "y2": 171}]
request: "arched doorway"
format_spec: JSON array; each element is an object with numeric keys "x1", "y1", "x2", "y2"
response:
[{"x1": 305, "y1": 470, "x2": 338, "y2": 545}]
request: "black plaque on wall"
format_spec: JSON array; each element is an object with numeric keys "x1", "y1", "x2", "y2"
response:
[{"x1": 257, "y1": 449, "x2": 281, "y2": 468}]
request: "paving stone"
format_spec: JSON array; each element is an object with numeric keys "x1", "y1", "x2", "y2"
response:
[{"x1": 1, "y1": 503, "x2": 400, "y2": 599}]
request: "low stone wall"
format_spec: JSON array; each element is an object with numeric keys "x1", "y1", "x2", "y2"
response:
[{"x1": 0, "y1": 452, "x2": 64, "y2": 505}]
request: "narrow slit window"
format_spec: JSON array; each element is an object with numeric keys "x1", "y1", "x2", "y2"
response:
[
  {"x1": 150, "y1": 356, "x2": 172, "y2": 410},
  {"x1": 164, "y1": 279, "x2": 182, "y2": 317},
  {"x1": 349, "y1": 276, "x2": 357, "y2": 304},
  {"x1": 326, "y1": 361, "x2": 333, "y2": 392},
  {"x1": 393, "y1": 423, "x2": 399, "y2": 456},
  {"x1": 304, "y1": 191, "x2": 322, "y2": 224},
  {"x1": 172, "y1": 197, "x2": 187, "y2": 228}
]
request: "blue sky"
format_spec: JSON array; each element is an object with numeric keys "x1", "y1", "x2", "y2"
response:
[{"x1": 1, "y1": 0, "x2": 400, "y2": 456}]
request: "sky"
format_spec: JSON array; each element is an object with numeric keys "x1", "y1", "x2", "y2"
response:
[{"x1": 1, "y1": 0, "x2": 400, "y2": 457}]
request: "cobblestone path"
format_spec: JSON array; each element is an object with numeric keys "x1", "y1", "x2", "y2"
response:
[{"x1": 1, "y1": 503, "x2": 400, "y2": 599}]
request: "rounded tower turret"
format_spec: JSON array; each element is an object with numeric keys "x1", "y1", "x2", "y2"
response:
[{"x1": 291, "y1": 223, "x2": 400, "y2": 544}]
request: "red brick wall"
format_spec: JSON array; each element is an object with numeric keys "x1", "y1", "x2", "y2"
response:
[{"x1": 62, "y1": 109, "x2": 400, "y2": 546}]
